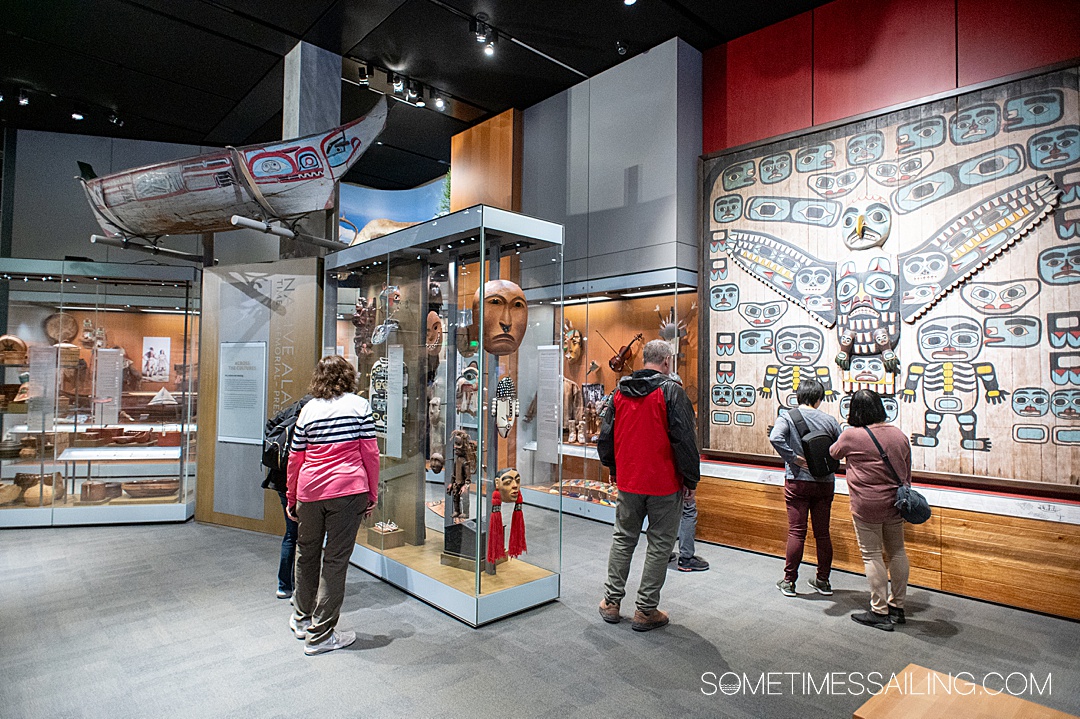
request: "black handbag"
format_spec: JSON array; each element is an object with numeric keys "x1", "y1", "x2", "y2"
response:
[{"x1": 864, "y1": 427, "x2": 931, "y2": 524}]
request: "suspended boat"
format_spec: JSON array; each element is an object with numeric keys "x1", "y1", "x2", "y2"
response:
[{"x1": 78, "y1": 97, "x2": 387, "y2": 239}]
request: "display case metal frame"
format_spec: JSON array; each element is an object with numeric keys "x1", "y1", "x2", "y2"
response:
[
  {"x1": 325, "y1": 205, "x2": 564, "y2": 626},
  {"x1": 0, "y1": 258, "x2": 199, "y2": 527}
]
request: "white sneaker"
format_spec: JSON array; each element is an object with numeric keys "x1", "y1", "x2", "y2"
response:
[
  {"x1": 305, "y1": 630, "x2": 356, "y2": 656},
  {"x1": 276, "y1": 589, "x2": 292, "y2": 599},
  {"x1": 289, "y1": 616, "x2": 311, "y2": 640}
]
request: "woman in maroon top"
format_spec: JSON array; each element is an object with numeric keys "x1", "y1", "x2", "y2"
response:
[{"x1": 830, "y1": 390, "x2": 911, "y2": 631}]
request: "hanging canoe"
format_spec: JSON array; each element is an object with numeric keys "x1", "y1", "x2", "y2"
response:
[{"x1": 78, "y1": 97, "x2": 387, "y2": 238}]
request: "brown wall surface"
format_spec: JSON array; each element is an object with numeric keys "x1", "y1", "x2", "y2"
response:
[{"x1": 450, "y1": 109, "x2": 523, "y2": 212}]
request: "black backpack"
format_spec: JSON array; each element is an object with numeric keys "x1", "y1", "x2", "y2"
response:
[
  {"x1": 788, "y1": 408, "x2": 840, "y2": 478},
  {"x1": 262, "y1": 395, "x2": 312, "y2": 473}
]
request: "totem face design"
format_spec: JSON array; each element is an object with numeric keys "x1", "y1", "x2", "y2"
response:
[
  {"x1": 1004, "y1": 91, "x2": 1064, "y2": 131},
  {"x1": 712, "y1": 385, "x2": 734, "y2": 406},
  {"x1": 950, "y1": 103, "x2": 1001, "y2": 145},
  {"x1": 709, "y1": 284, "x2": 740, "y2": 311},
  {"x1": 808, "y1": 168, "x2": 864, "y2": 199},
  {"x1": 1038, "y1": 245, "x2": 1080, "y2": 285},
  {"x1": 917, "y1": 316, "x2": 983, "y2": 363},
  {"x1": 721, "y1": 160, "x2": 756, "y2": 191},
  {"x1": 713, "y1": 195, "x2": 743, "y2": 223},
  {"x1": 902, "y1": 251, "x2": 948, "y2": 287},
  {"x1": 759, "y1": 153, "x2": 792, "y2": 184},
  {"x1": 427, "y1": 311, "x2": 443, "y2": 355},
  {"x1": 795, "y1": 143, "x2": 835, "y2": 173},
  {"x1": 850, "y1": 356, "x2": 886, "y2": 384},
  {"x1": 1012, "y1": 387, "x2": 1050, "y2": 417},
  {"x1": 868, "y1": 152, "x2": 933, "y2": 187},
  {"x1": 836, "y1": 258, "x2": 898, "y2": 321},
  {"x1": 795, "y1": 266, "x2": 833, "y2": 298},
  {"x1": 774, "y1": 326, "x2": 824, "y2": 366},
  {"x1": 983, "y1": 316, "x2": 1041, "y2": 348},
  {"x1": 1028, "y1": 126, "x2": 1080, "y2": 169},
  {"x1": 738, "y1": 329, "x2": 774, "y2": 354},
  {"x1": 847, "y1": 131, "x2": 885, "y2": 165},
  {"x1": 738, "y1": 301, "x2": 787, "y2": 327},
  {"x1": 472, "y1": 280, "x2": 528, "y2": 356},
  {"x1": 960, "y1": 279, "x2": 1040, "y2": 314},
  {"x1": 896, "y1": 116, "x2": 945, "y2": 153},
  {"x1": 1050, "y1": 389, "x2": 1080, "y2": 421},
  {"x1": 841, "y1": 199, "x2": 892, "y2": 251},
  {"x1": 733, "y1": 384, "x2": 756, "y2": 407}
]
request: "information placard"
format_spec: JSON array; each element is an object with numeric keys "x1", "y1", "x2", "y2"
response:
[
  {"x1": 535, "y1": 345, "x2": 561, "y2": 464},
  {"x1": 217, "y1": 342, "x2": 266, "y2": 444},
  {"x1": 93, "y1": 349, "x2": 123, "y2": 426}
]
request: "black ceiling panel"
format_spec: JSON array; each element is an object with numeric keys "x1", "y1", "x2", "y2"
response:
[{"x1": 1, "y1": 0, "x2": 825, "y2": 190}]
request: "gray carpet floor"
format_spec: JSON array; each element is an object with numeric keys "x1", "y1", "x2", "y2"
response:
[{"x1": 1, "y1": 513, "x2": 1078, "y2": 719}]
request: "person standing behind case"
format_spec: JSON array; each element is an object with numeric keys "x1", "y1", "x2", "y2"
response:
[
  {"x1": 829, "y1": 389, "x2": 911, "y2": 631},
  {"x1": 769, "y1": 379, "x2": 841, "y2": 598},
  {"x1": 597, "y1": 340, "x2": 700, "y2": 632},
  {"x1": 286, "y1": 356, "x2": 380, "y2": 655}
]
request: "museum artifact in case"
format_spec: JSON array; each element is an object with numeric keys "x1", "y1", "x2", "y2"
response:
[
  {"x1": 519, "y1": 275, "x2": 698, "y2": 523},
  {"x1": 324, "y1": 205, "x2": 563, "y2": 625},
  {"x1": 0, "y1": 259, "x2": 199, "y2": 527}
]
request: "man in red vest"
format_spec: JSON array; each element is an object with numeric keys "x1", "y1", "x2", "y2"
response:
[{"x1": 597, "y1": 340, "x2": 700, "y2": 631}]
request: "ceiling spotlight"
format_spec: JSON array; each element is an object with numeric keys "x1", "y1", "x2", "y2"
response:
[
  {"x1": 433, "y1": 93, "x2": 446, "y2": 111},
  {"x1": 71, "y1": 112, "x2": 84, "y2": 121},
  {"x1": 616, "y1": 41, "x2": 627, "y2": 55},
  {"x1": 18, "y1": 90, "x2": 29, "y2": 106},
  {"x1": 624, "y1": 0, "x2": 637, "y2": 5},
  {"x1": 391, "y1": 74, "x2": 404, "y2": 96},
  {"x1": 405, "y1": 80, "x2": 420, "y2": 103},
  {"x1": 484, "y1": 38, "x2": 496, "y2": 56},
  {"x1": 472, "y1": 17, "x2": 490, "y2": 43},
  {"x1": 414, "y1": 86, "x2": 426, "y2": 108},
  {"x1": 358, "y1": 63, "x2": 369, "y2": 85},
  {"x1": 108, "y1": 113, "x2": 124, "y2": 127}
]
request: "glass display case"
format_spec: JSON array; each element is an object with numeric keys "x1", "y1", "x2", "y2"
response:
[
  {"x1": 324, "y1": 205, "x2": 563, "y2": 626},
  {"x1": 0, "y1": 259, "x2": 199, "y2": 527},
  {"x1": 520, "y1": 274, "x2": 698, "y2": 523}
]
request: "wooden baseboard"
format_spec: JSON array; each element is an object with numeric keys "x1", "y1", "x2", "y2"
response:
[{"x1": 697, "y1": 477, "x2": 1079, "y2": 620}]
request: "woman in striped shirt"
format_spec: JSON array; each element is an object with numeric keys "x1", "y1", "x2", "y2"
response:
[{"x1": 286, "y1": 355, "x2": 380, "y2": 655}]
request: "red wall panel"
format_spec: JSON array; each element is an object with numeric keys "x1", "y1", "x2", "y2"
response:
[
  {"x1": 813, "y1": 0, "x2": 956, "y2": 126},
  {"x1": 702, "y1": 12, "x2": 813, "y2": 155},
  {"x1": 957, "y1": 0, "x2": 1080, "y2": 86}
]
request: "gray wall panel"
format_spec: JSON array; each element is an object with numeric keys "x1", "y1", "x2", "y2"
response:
[
  {"x1": 212, "y1": 274, "x2": 272, "y2": 519},
  {"x1": 521, "y1": 38, "x2": 702, "y2": 289}
]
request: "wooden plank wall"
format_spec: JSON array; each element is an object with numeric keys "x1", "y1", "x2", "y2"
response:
[
  {"x1": 449, "y1": 108, "x2": 522, "y2": 213},
  {"x1": 697, "y1": 476, "x2": 1080, "y2": 619}
]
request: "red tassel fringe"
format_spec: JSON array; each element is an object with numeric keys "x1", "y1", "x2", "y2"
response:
[
  {"x1": 508, "y1": 494, "x2": 527, "y2": 558},
  {"x1": 487, "y1": 492, "x2": 506, "y2": 563}
]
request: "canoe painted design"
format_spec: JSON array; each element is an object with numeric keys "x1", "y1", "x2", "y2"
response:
[{"x1": 79, "y1": 97, "x2": 387, "y2": 238}]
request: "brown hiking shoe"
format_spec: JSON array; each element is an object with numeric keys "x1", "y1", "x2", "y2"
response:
[
  {"x1": 598, "y1": 599, "x2": 621, "y2": 624},
  {"x1": 632, "y1": 608, "x2": 669, "y2": 632}
]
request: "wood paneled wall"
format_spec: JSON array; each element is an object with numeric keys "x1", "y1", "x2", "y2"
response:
[
  {"x1": 697, "y1": 476, "x2": 1080, "y2": 619},
  {"x1": 450, "y1": 109, "x2": 523, "y2": 212}
]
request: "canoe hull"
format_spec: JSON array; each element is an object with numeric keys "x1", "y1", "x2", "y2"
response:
[{"x1": 81, "y1": 98, "x2": 387, "y2": 238}]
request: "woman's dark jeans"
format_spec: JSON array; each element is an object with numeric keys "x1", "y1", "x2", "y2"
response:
[{"x1": 277, "y1": 491, "x2": 298, "y2": 593}]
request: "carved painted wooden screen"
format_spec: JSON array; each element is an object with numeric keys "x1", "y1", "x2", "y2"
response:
[{"x1": 702, "y1": 67, "x2": 1079, "y2": 486}]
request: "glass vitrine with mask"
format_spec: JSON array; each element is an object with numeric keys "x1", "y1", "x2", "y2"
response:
[{"x1": 323, "y1": 205, "x2": 563, "y2": 626}]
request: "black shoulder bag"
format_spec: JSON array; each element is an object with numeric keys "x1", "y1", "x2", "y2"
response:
[{"x1": 864, "y1": 427, "x2": 931, "y2": 524}]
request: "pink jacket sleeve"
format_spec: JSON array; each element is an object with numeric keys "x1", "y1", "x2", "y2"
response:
[
  {"x1": 286, "y1": 449, "x2": 305, "y2": 506},
  {"x1": 360, "y1": 438, "x2": 380, "y2": 506}
]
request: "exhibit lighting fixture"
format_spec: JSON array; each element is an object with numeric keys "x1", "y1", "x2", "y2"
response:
[
  {"x1": 18, "y1": 90, "x2": 29, "y2": 106},
  {"x1": 616, "y1": 41, "x2": 627, "y2": 55},
  {"x1": 358, "y1": 63, "x2": 370, "y2": 85},
  {"x1": 624, "y1": 0, "x2": 637, "y2": 5},
  {"x1": 405, "y1": 81, "x2": 419, "y2": 102},
  {"x1": 472, "y1": 18, "x2": 489, "y2": 43},
  {"x1": 391, "y1": 74, "x2": 405, "y2": 96},
  {"x1": 484, "y1": 31, "x2": 497, "y2": 57},
  {"x1": 71, "y1": 112, "x2": 84, "y2": 121},
  {"x1": 108, "y1": 113, "x2": 124, "y2": 127},
  {"x1": 414, "y1": 85, "x2": 426, "y2": 108},
  {"x1": 0, "y1": 93, "x2": 4, "y2": 102},
  {"x1": 433, "y1": 92, "x2": 445, "y2": 110}
]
